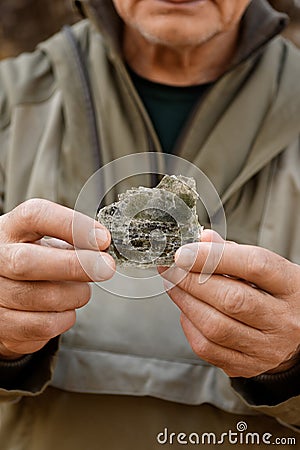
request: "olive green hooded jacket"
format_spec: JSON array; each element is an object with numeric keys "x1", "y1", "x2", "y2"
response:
[{"x1": 1, "y1": 0, "x2": 300, "y2": 448}]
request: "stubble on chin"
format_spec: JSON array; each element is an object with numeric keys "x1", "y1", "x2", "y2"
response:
[{"x1": 132, "y1": 19, "x2": 223, "y2": 49}]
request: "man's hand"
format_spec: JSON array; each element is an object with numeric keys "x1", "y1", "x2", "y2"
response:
[
  {"x1": 160, "y1": 230, "x2": 300, "y2": 378},
  {"x1": 0, "y1": 199, "x2": 115, "y2": 360}
]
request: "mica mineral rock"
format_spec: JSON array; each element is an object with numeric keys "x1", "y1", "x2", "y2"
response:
[{"x1": 97, "y1": 175, "x2": 202, "y2": 268}]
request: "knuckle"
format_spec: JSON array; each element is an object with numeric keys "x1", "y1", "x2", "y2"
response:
[
  {"x1": 191, "y1": 337, "x2": 211, "y2": 358},
  {"x1": 7, "y1": 246, "x2": 30, "y2": 279},
  {"x1": 16, "y1": 199, "x2": 46, "y2": 227},
  {"x1": 22, "y1": 314, "x2": 57, "y2": 340},
  {"x1": 202, "y1": 315, "x2": 232, "y2": 345},
  {"x1": 182, "y1": 273, "x2": 195, "y2": 294},
  {"x1": 40, "y1": 285, "x2": 61, "y2": 311},
  {"x1": 246, "y1": 247, "x2": 271, "y2": 280},
  {"x1": 41, "y1": 282, "x2": 72, "y2": 311},
  {"x1": 200, "y1": 313, "x2": 217, "y2": 338},
  {"x1": 35, "y1": 315, "x2": 57, "y2": 339},
  {"x1": 281, "y1": 263, "x2": 298, "y2": 297},
  {"x1": 178, "y1": 274, "x2": 192, "y2": 293},
  {"x1": 221, "y1": 283, "x2": 248, "y2": 317},
  {"x1": 9, "y1": 282, "x2": 36, "y2": 309},
  {"x1": 66, "y1": 252, "x2": 81, "y2": 279},
  {"x1": 20, "y1": 321, "x2": 37, "y2": 340}
]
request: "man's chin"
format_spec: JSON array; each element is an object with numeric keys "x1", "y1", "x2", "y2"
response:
[{"x1": 137, "y1": 24, "x2": 220, "y2": 49}]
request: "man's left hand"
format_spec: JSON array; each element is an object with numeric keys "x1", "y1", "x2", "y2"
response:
[{"x1": 159, "y1": 230, "x2": 300, "y2": 378}]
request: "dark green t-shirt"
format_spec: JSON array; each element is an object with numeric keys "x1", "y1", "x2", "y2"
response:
[{"x1": 129, "y1": 68, "x2": 210, "y2": 153}]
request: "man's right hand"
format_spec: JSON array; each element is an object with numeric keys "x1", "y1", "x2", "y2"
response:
[{"x1": 0, "y1": 199, "x2": 115, "y2": 360}]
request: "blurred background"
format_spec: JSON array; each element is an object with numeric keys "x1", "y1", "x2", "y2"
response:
[
  {"x1": 0, "y1": 0, "x2": 79, "y2": 59},
  {"x1": 0, "y1": 0, "x2": 300, "y2": 60}
]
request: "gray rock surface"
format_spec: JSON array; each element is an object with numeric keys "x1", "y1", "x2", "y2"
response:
[{"x1": 98, "y1": 175, "x2": 202, "y2": 268}]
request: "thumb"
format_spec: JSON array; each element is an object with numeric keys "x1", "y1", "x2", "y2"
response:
[{"x1": 1, "y1": 199, "x2": 110, "y2": 251}]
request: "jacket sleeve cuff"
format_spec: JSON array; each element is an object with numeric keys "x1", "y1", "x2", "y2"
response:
[
  {"x1": 230, "y1": 360, "x2": 300, "y2": 427},
  {"x1": 0, "y1": 337, "x2": 60, "y2": 401}
]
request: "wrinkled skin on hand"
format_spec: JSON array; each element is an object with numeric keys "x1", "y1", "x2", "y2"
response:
[
  {"x1": 0, "y1": 199, "x2": 115, "y2": 359},
  {"x1": 160, "y1": 230, "x2": 300, "y2": 378}
]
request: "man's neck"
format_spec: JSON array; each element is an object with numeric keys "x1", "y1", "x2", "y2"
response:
[{"x1": 123, "y1": 25, "x2": 240, "y2": 87}]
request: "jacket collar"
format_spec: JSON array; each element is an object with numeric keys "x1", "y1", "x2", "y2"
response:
[
  {"x1": 74, "y1": 0, "x2": 122, "y2": 56},
  {"x1": 75, "y1": 0, "x2": 288, "y2": 68},
  {"x1": 232, "y1": 0, "x2": 288, "y2": 66}
]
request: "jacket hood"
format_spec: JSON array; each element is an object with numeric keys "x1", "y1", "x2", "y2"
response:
[{"x1": 74, "y1": 0, "x2": 288, "y2": 67}]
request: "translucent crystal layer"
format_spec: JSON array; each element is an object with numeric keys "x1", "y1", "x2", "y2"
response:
[{"x1": 97, "y1": 175, "x2": 202, "y2": 268}]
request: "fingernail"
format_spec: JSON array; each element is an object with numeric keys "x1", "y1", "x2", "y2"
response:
[
  {"x1": 89, "y1": 228, "x2": 110, "y2": 249},
  {"x1": 175, "y1": 246, "x2": 197, "y2": 269},
  {"x1": 94, "y1": 254, "x2": 115, "y2": 281}
]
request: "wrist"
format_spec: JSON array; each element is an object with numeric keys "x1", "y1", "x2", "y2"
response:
[{"x1": 231, "y1": 357, "x2": 300, "y2": 406}]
